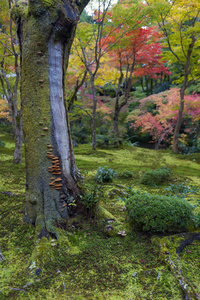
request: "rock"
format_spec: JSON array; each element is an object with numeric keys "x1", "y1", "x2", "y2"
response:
[
  {"x1": 105, "y1": 224, "x2": 115, "y2": 237},
  {"x1": 35, "y1": 268, "x2": 42, "y2": 277}
]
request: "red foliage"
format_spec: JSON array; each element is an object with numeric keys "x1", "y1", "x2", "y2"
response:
[
  {"x1": 102, "y1": 25, "x2": 170, "y2": 80},
  {"x1": 130, "y1": 88, "x2": 200, "y2": 146}
]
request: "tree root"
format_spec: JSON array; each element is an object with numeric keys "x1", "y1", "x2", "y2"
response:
[
  {"x1": 152, "y1": 232, "x2": 200, "y2": 300},
  {"x1": 164, "y1": 252, "x2": 200, "y2": 300},
  {"x1": 176, "y1": 233, "x2": 200, "y2": 255}
]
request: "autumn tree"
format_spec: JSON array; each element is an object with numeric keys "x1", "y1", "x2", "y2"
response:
[
  {"x1": 0, "y1": 0, "x2": 22, "y2": 164},
  {"x1": 74, "y1": 0, "x2": 112, "y2": 150},
  {"x1": 11, "y1": 0, "x2": 89, "y2": 239},
  {"x1": 128, "y1": 88, "x2": 200, "y2": 149},
  {"x1": 146, "y1": 0, "x2": 200, "y2": 153},
  {"x1": 102, "y1": 11, "x2": 169, "y2": 140}
]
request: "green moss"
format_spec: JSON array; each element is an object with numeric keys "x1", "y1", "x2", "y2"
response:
[
  {"x1": 11, "y1": 0, "x2": 28, "y2": 21},
  {"x1": 1, "y1": 130, "x2": 200, "y2": 299},
  {"x1": 40, "y1": 0, "x2": 56, "y2": 8},
  {"x1": 96, "y1": 206, "x2": 118, "y2": 224}
]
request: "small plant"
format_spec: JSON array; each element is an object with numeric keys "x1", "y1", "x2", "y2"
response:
[
  {"x1": 95, "y1": 166, "x2": 117, "y2": 183},
  {"x1": 0, "y1": 140, "x2": 5, "y2": 147},
  {"x1": 191, "y1": 213, "x2": 200, "y2": 229},
  {"x1": 124, "y1": 189, "x2": 194, "y2": 233},
  {"x1": 118, "y1": 170, "x2": 133, "y2": 179},
  {"x1": 81, "y1": 184, "x2": 101, "y2": 218},
  {"x1": 165, "y1": 183, "x2": 199, "y2": 198},
  {"x1": 96, "y1": 134, "x2": 109, "y2": 148},
  {"x1": 141, "y1": 166, "x2": 171, "y2": 186}
]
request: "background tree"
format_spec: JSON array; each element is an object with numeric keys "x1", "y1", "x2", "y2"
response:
[
  {"x1": 103, "y1": 22, "x2": 169, "y2": 141},
  {"x1": 146, "y1": 0, "x2": 200, "y2": 153},
  {"x1": 128, "y1": 88, "x2": 200, "y2": 149},
  {"x1": 74, "y1": 0, "x2": 111, "y2": 150},
  {"x1": 11, "y1": 0, "x2": 89, "y2": 238},
  {"x1": 0, "y1": 0, "x2": 22, "y2": 164}
]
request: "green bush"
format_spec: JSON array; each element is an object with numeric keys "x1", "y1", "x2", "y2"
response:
[
  {"x1": 141, "y1": 166, "x2": 171, "y2": 186},
  {"x1": 118, "y1": 170, "x2": 133, "y2": 178},
  {"x1": 104, "y1": 83, "x2": 116, "y2": 98},
  {"x1": 96, "y1": 134, "x2": 109, "y2": 148},
  {"x1": 95, "y1": 166, "x2": 117, "y2": 183},
  {"x1": 125, "y1": 190, "x2": 194, "y2": 233},
  {"x1": 0, "y1": 140, "x2": 5, "y2": 147}
]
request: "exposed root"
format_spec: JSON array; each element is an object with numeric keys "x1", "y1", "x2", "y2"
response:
[
  {"x1": 176, "y1": 233, "x2": 200, "y2": 255},
  {"x1": 152, "y1": 232, "x2": 200, "y2": 300}
]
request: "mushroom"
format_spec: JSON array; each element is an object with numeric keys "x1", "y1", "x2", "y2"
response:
[
  {"x1": 47, "y1": 144, "x2": 52, "y2": 148},
  {"x1": 118, "y1": 230, "x2": 126, "y2": 237},
  {"x1": 55, "y1": 184, "x2": 62, "y2": 190},
  {"x1": 43, "y1": 127, "x2": 48, "y2": 131},
  {"x1": 47, "y1": 154, "x2": 54, "y2": 158},
  {"x1": 41, "y1": 133, "x2": 45, "y2": 136},
  {"x1": 52, "y1": 160, "x2": 59, "y2": 164},
  {"x1": 43, "y1": 117, "x2": 47, "y2": 121},
  {"x1": 39, "y1": 79, "x2": 44, "y2": 84},
  {"x1": 37, "y1": 51, "x2": 43, "y2": 56},
  {"x1": 55, "y1": 178, "x2": 62, "y2": 182},
  {"x1": 37, "y1": 60, "x2": 42, "y2": 64},
  {"x1": 52, "y1": 157, "x2": 59, "y2": 160},
  {"x1": 39, "y1": 122, "x2": 43, "y2": 125},
  {"x1": 53, "y1": 166, "x2": 60, "y2": 169}
]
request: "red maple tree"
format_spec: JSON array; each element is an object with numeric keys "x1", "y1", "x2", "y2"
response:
[{"x1": 102, "y1": 23, "x2": 170, "y2": 139}]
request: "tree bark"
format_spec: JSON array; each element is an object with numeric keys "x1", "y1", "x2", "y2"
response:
[
  {"x1": 172, "y1": 36, "x2": 195, "y2": 154},
  {"x1": 13, "y1": 111, "x2": 23, "y2": 164},
  {"x1": 172, "y1": 87, "x2": 185, "y2": 154},
  {"x1": 13, "y1": 0, "x2": 89, "y2": 236},
  {"x1": 91, "y1": 76, "x2": 97, "y2": 150}
]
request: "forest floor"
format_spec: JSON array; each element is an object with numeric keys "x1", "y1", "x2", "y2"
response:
[{"x1": 0, "y1": 127, "x2": 200, "y2": 299}]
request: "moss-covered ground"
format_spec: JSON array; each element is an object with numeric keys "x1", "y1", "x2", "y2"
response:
[{"x1": 0, "y1": 129, "x2": 200, "y2": 299}]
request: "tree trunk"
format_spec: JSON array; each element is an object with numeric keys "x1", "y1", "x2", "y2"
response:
[
  {"x1": 13, "y1": 0, "x2": 89, "y2": 237},
  {"x1": 172, "y1": 88, "x2": 185, "y2": 154},
  {"x1": 172, "y1": 35, "x2": 196, "y2": 154},
  {"x1": 113, "y1": 69, "x2": 123, "y2": 137},
  {"x1": 113, "y1": 112, "x2": 119, "y2": 136},
  {"x1": 13, "y1": 111, "x2": 23, "y2": 164},
  {"x1": 91, "y1": 76, "x2": 97, "y2": 150}
]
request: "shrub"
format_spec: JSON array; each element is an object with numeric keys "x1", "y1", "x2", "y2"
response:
[
  {"x1": 0, "y1": 140, "x2": 5, "y2": 147},
  {"x1": 125, "y1": 190, "x2": 194, "y2": 233},
  {"x1": 141, "y1": 166, "x2": 171, "y2": 186},
  {"x1": 95, "y1": 166, "x2": 117, "y2": 183},
  {"x1": 118, "y1": 170, "x2": 133, "y2": 179},
  {"x1": 96, "y1": 134, "x2": 109, "y2": 148},
  {"x1": 104, "y1": 83, "x2": 116, "y2": 98},
  {"x1": 81, "y1": 184, "x2": 101, "y2": 218}
]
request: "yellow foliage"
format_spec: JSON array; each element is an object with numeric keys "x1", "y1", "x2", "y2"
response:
[{"x1": 0, "y1": 99, "x2": 11, "y2": 121}]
